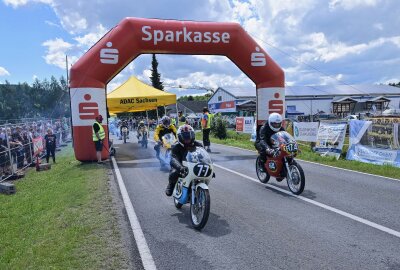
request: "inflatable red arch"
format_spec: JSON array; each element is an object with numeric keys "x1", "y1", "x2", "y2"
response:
[{"x1": 70, "y1": 17, "x2": 284, "y2": 161}]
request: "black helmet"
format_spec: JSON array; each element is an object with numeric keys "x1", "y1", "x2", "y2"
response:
[
  {"x1": 177, "y1": 124, "x2": 195, "y2": 148},
  {"x1": 161, "y1": 116, "x2": 171, "y2": 128}
]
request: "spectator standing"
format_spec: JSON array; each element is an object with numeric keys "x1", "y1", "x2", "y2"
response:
[
  {"x1": 92, "y1": 115, "x2": 105, "y2": 164},
  {"x1": 44, "y1": 128, "x2": 57, "y2": 164},
  {"x1": 201, "y1": 107, "x2": 214, "y2": 152}
]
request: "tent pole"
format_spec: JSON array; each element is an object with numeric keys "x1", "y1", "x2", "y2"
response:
[
  {"x1": 146, "y1": 110, "x2": 150, "y2": 132},
  {"x1": 156, "y1": 107, "x2": 159, "y2": 124},
  {"x1": 175, "y1": 102, "x2": 179, "y2": 126}
]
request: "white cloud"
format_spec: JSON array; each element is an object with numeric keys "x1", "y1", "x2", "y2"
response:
[
  {"x1": 42, "y1": 38, "x2": 76, "y2": 69},
  {"x1": 192, "y1": 55, "x2": 229, "y2": 64},
  {"x1": 45, "y1": 20, "x2": 61, "y2": 28},
  {"x1": 0, "y1": 66, "x2": 10, "y2": 76},
  {"x1": 74, "y1": 24, "x2": 107, "y2": 48},
  {"x1": 59, "y1": 12, "x2": 88, "y2": 34},
  {"x1": 329, "y1": 0, "x2": 380, "y2": 10},
  {"x1": 32, "y1": 74, "x2": 38, "y2": 80},
  {"x1": 3, "y1": 0, "x2": 52, "y2": 8}
]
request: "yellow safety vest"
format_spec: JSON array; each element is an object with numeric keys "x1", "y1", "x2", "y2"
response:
[
  {"x1": 92, "y1": 122, "x2": 105, "y2": 141},
  {"x1": 202, "y1": 113, "x2": 214, "y2": 129}
]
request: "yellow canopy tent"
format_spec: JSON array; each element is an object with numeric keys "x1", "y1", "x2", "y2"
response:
[{"x1": 107, "y1": 76, "x2": 176, "y2": 113}]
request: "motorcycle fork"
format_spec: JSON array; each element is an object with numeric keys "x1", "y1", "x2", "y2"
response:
[
  {"x1": 284, "y1": 158, "x2": 291, "y2": 181},
  {"x1": 191, "y1": 183, "x2": 196, "y2": 205}
]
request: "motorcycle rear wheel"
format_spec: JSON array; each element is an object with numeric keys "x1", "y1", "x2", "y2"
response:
[
  {"x1": 256, "y1": 156, "x2": 270, "y2": 183},
  {"x1": 287, "y1": 161, "x2": 305, "y2": 195},
  {"x1": 190, "y1": 187, "x2": 210, "y2": 230}
]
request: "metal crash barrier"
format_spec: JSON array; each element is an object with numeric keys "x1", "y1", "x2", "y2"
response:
[{"x1": 0, "y1": 118, "x2": 72, "y2": 183}]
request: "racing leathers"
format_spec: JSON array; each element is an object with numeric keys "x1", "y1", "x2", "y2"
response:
[
  {"x1": 120, "y1": 122, "x2": 129, "y2": 137},
  {"x1": 166, "y1": 140, "x2": 204, "y2": 196},
  {"x1": 153, "y1": 124, "x2": 177, "y2": 159},
  {"x1": 254, "y1": 121, "x2": 285, "y2": 163}
]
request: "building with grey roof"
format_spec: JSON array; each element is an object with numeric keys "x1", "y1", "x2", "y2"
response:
[{"x1": 208, "y1": 85, "x2": 400, "y2": 118}]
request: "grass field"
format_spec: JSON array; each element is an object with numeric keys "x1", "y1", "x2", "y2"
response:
[
  {"x1": 0, "y1": 147, "x2": 130, "y2": 269},
  {"x1": 197, "y1": 130, "x2": 400, "y2": 179}
]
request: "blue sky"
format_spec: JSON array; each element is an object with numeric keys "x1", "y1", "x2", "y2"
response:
[{"x1": 1, "y1": 0, "x2": 400, "y2": 97}]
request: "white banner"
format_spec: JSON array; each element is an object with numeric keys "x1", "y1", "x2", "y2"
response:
[
  {"x1": 236, "y1": 117, "x2": 254, "y2": 134},
  {"x1": 315, "y1": 122, "x2": 347, "y2": 159},
  {"x1": 293, "y1": 122, "x2": 319, "y2": 142}
]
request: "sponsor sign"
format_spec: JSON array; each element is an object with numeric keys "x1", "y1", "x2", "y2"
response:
[
  {"x1": 142, "y1": 26, "x2": 231, "y2": 45},
  {"x1": 32, "y1": 136, "x2": 43, "y2": 156},
  {"x1": 346, "y1": 119, "x2": 400, "y2": 167},
  {"x1": 236, "y1": 117, "x2": 254, "y2": 134},
  {"x1": 208, "y1": 101, "x2": 236, "y2": 113},
  {"x1": 257, "y1": 87, "x2": 285, "y2": 124},
  {"x1": 315, "y1": 122, "x2": 347, "y2": 159},
  {"x1": 70, "y1": 88, "x2": 107, "y2": 127},
  {"x1": 293, "y1": 122, "x2": 319, "y2": 142}
]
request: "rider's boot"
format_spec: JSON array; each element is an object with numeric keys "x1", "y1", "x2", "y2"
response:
[{"x1": 165, "y1": 179, "x2": 176, "y2": 196}]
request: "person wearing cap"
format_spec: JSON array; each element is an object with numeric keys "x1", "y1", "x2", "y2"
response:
[
  {"x1": 201, "y1": 107, "x2": 214, "y2": 152},
  {"x1": 93, "y1": 115, "x2": 105, "y2": 164}
]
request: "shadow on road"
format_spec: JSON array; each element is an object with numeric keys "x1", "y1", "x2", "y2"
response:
[{"x1": 171, "y1": 211, "x2": 231, "y2": 237}]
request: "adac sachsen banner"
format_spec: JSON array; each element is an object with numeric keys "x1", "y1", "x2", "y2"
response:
[
  {"x1": 236, "y1": 117, "x2": 254, "y2": 134},
  {"x1": 293, "y1": 122, "x2": 319, "y2": 142},
  {"x1": 314, "y1": 122, "x2": 347, "y2": 160},
  {"x1": 346, "y1": 119, "x2": 400, "y2": 167}
]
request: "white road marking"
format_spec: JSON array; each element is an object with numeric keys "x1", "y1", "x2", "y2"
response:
[
  {"x1": 111, "y1": 156, "x2": 157, "y2": 270},
  {"x1": 211, "y1": 142, "x2": 400, "y2": 182},
  {"x1": 213, "y1": 163, "x2": 400, "y2": 239}
]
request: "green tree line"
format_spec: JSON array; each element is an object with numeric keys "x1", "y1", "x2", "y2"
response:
[{"x1": 0, "y1": 76, "x2": 70, "y2": 120}]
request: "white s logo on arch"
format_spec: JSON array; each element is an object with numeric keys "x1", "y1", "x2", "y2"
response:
[
  {"x1": 251, "y1": 47, "x2": 266, "y2": 66},
  {"x1": 100, "y1": 42, "x2": 119, "y2": 64}
]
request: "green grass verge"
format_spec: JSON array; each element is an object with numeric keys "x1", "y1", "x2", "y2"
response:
[
  {"x1": 197, "y1": 130, "x2": 400, "y2": 180},
  {"x1": 0, "y1": 147, "x2": 129, "y2": 269}
]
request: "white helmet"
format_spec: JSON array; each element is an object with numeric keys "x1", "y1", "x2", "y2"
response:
[{"x1": 268, "y1": 113, "x2": 283, "y2": 132}]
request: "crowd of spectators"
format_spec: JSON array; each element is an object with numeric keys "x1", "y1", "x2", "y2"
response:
[{"x1": 0, "y1": 118, "x2": 71, "y2": 181}]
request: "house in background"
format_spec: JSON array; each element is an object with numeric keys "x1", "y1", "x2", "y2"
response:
[{"x1": 208, "y1": 85, "x2": 400, "y2": 118}]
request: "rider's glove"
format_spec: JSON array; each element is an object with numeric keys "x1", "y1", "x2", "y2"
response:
[
  {"x1": 273, "y1": 149, "x2": 281, "y2": 158},
  {"x1": 179, "y1": 166, "x2": 189, "y2": 178},
  {"x1": 265, "y1": 148, "x2": 275, "y2": 157}
]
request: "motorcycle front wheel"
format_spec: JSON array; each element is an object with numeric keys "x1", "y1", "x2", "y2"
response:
[
  {"x1": 256, "y1": 156, "x2": 270, "y2": 183},
  {"x1": 174, "y1": 198, "x2": 183, "y2": 209},
  {"x1": 287, "y1": 161, "x2": 305, "y2": 195},
  {"x1": 190, "y1": 187, "x2": 210, "y2": 230},
  {"x1": 123, "y1": 134, "x2": 126, "y2": 144}
]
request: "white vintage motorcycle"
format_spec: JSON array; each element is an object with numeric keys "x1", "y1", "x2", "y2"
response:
[{"x1": 172, "y1": 147, "x2": 214, "y2": 230}]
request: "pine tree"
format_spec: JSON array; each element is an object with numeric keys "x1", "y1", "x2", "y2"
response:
[
  {"x1": 149, "y1": 54, "x2": 165, "y2": 117},
  {"x1": 150, "y1": 54, "x2": 164, "y2": 91}
]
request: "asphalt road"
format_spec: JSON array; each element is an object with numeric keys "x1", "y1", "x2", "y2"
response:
[{"x1": 113, "y1": 135, "x2": 400, "y2": 270}]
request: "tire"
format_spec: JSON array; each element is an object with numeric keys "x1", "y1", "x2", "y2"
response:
[
  {"x1": 174, "y1": 198, "x2": 183, "y2": 209},
  {"x1": 256, "y1": 156, "x2": 270, "y2": 183},
  {"x1": 123, "y1": 134, "x2": 126, "y2": 144},
  {"x1": 190, "y1": 187, "x2": 210, "y2": 230},
  {"x1": 286, "y1": 160, "x2": 305, "y2": 195}
]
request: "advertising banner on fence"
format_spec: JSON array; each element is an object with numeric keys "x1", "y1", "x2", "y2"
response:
[
  {"x1": 293, "y1": 122, "x2": 319, "y2": 142},
  {"x1": 32, "y1": 136, "x2": 43, "y2": 156},
  {"x1": 208, "y1": 101, "x2": 236, "y2": 113},
  {"x1": 314, "y1": 122, "x2": 347, "y2": 159},
  {"x1": 236, "y1": 117, "x2": 254, "y2": 134},
  {"x1": 346, "y1": 119, "x2": 400, "y2": 167}
]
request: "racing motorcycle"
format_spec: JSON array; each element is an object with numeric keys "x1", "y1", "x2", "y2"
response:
[
  {"x1": 159, "y1": 133, "x2": 176, "y2": 170},
  {"x1": 256, "y1": 131, "x2": 305, "y2": 195},
  {"x1": 137, "y1": 126, "x2": 148, "y2": 148},
  {"x1": 121, "y1": 127, "x2": 128, "y2": 144},
  {"x1": 173, "y1": 147, "x2": 214, "y2": 230}
]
